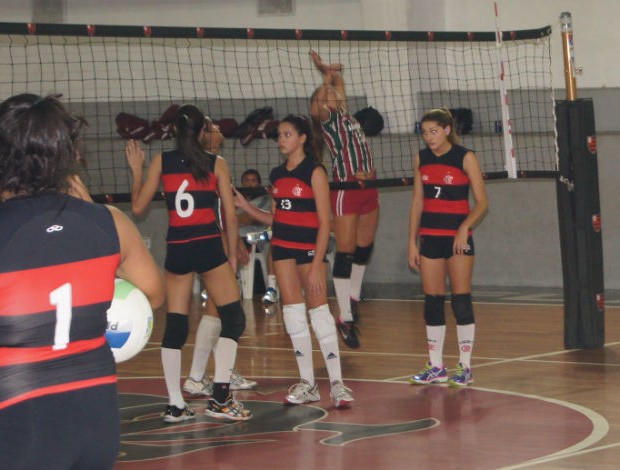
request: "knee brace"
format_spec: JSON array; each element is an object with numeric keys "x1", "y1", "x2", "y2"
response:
[
  {"x1": 309, "y1": 304, "x2": 337, "y2": 342},
  {"x1": 333, "y1": 252, "x2": 354, "y2": 278},
  {"x1": 452, "y1": 293, "x2": 475, "y2": 325},
  {"x1": 161, "y1": 313, "x2": 189, "y2": 349},
  {"x1": 283, "y1": 303, "x2": 309, "y2": 338},
  {"x1": 424, "y1": 295, "x2": 446, "y2": 326},
  {"x1": 217, "y1": 300, "x2": 246, "y2": 341},
  {"x1": 353, "y1": 243, "x2": 374, "y2": 265}
]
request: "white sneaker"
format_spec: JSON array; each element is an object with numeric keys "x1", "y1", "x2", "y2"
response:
[
  {"x1": 262, "y1": 287, "x2": 278, "y2": 305},
  {"x1": 182, "y1": 377, "x2": 213, "y2": 397},
  {"x1": 284, "y1": 380, "x2": 320, "y2": 405},
  {"x1": 229, "y1": 369, "x2": 258, "y2": 390},
  {"x1": 330, "y1": 381, "x2": 354, "y2": 408}
]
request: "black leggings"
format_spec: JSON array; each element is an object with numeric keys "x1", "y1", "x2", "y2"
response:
[{"x1": 0, "y1": 384, "x2": 120, "y2": 470}]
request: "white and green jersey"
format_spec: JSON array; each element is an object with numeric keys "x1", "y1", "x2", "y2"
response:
[{"x1": 320, "y1": 108, "x2": 374, "y2": 182}]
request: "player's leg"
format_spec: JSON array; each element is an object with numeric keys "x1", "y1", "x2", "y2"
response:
[
  {"x1": 447, "y1": 245, "x2": 476, "y2": 387},
  {"x1": 410, "y1": 236, "x2": 450, "y2": 385},
  {"x1": 350, "y1": 198, "x2": 379, "y2": 321},
  {"x1": 161, "y1": 269, "x2": 195, "y2": 422},
  {"x1": 183, "y1": 298, "x2": 220, "y2": 398},
  {"x1": 302, "y1": 261, "x2": 353, "y2": 408},
  {"x1": 275, "y1": 252, "x2": 319, "y2": 405},
  {"x1": 332, "y1": 209, "x2": 356, "y2": 323},
  {"x1": 200, "y1": 238, "x2": 252, "y2": 421}
]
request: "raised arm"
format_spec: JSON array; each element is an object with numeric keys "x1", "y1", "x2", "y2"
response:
[
  {"x1": 125, "y1": 139, "x2": 162, "y2": 216},
  {"x1": 310, "y1": 50, "x2": 347, "y2": 122}
]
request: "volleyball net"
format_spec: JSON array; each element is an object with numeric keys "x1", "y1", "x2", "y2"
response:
[{"x1": 0, "y1": 22, "x2": 557, "y2": 201}]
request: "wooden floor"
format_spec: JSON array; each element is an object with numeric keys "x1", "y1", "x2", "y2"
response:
[{"x1": 114, "y1": 292, "x2": 620, "y2": 470}]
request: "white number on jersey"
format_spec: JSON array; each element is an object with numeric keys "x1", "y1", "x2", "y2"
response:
[
  {"x1": 50, "y1": 283, "x2": 72, "y2": 350},
  {"x1": 280, "y1": 199, "x2": 292, "y2": 210},
  {"x1": 175, "y1": 179, "x2": 195, "y2": 218}
]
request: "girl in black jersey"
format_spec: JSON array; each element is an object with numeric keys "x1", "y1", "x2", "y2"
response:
[
  {"x1": 0, "y1": 94, "x2": 164, "y2": 470},
  {"x1": 408, "y1": 108, "x2": 488, "y2": 388},
  {"x1": 235, "y1": 114, "x2": 354, "y2": 408},
  {"x1": 126, "y1": 105, "x2": 251, "y2": 422}
]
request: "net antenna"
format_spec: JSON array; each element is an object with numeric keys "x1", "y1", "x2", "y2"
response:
[{"x1": 494, "y1": 0, "x2": 517, "y2": 179}]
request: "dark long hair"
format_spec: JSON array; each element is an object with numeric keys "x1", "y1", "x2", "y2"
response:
[
  {"x1": 280, "y1": 114, "x2": 319, "y2": 162},
  {"x1": 174, "y1": 104, "x2": 212, "y2": 180},
  {"x1": 0, "y1": 93, "x2": 86, "y2": 195}
]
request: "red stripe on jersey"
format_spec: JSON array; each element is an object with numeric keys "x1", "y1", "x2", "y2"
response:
[
  {"x1": 424, "y1": 198, "x2": 470, "y2": 214},
  {"x1": 0, "y1": 254, "x2": 119, "y2": 316},
  {"x1": 0, "y1": 336, "x2": 107, "y2": 367},
  {"x1": 420, "y1": 228, "x2": 463, "y2": 237},
  {"x1": 421, "y1": 164, "x2": 469, "y2": 185},
  {"x1": 272, "y1": 239, "x2": 315, "y2": 250},
  {"x1": 0, "y1": 374, "x2": 117, "y2": 411},
  {"x1": 274, "y1": 210, "x2": 319, "y2": 228},
  {"x1": 273, "y1": 176, "x2": 313, "y2": 198},
  {"x1": 168, "y1": 208, "x2": 217, "y2": 227},
  {"x1": 162, "y1": 173, "x2": 216, "y2": 192},
  {"x1": 166, "y1": 233, "x2": 220, "y2": 244}
]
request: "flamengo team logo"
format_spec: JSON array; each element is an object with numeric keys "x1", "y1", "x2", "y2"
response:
[
  {"x1": 443, "y1": 173, "x2": 454, "y2": 185},
  {"x1": 292, "y1": 184, "x2": 303, "y2": 197}
]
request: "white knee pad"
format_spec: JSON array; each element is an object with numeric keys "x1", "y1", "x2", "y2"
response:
[
  {"x1": 309, "y1": 304, "x2": 337, "y2": 342},
  {"x1": 283, "y1": 303, "x2": 309, "y2": 338}
]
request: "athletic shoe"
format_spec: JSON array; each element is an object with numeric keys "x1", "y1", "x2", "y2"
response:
[
  {"x1": 448, "y1": 362, "x2": 474, "y2": 387},
  {"x1": 183, "y1": 377, "x2": 213, "y2": 397},
  {"x1": 163, "y1": 404, "x2": 195, "y2": 423},
  {"x1": 337, "y1": 320, "x2": 360, "y2": 349},
  {"x1": 229, "y1": 369, "x2": 258, "y2": 390},
  {"x1": 284, "y1": 380, "x2": 321, "y2": 405},
  {"x1": 262, "y1": 287, "x2": 278, "y2": 305},
  {"x1": 350, "y1": 298, "x2": 360, "y2": 323},
  {"x1": 409, "y1": 362, "x2": 448, "y2": 385},
  {"x1": 330, "y1": 381, "x2": 354, "y2": 408},
  {"x1": 205, "y1": 394, "x2": 253, "y2": 421}
]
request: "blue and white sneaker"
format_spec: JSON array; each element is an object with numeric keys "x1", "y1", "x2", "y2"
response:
[
  {"x1": 409, "y1": 362, "x2": 448, "y2": 385},
  {"x1": 448, "y1": 362, "x2": 474, "y2": 387},
  {"x1": 262, "y1": 287, "x2": 278, "y2": 305}
]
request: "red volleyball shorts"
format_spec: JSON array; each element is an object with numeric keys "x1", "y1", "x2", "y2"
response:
[{"x1": 330, "y1": 187, "x2": 379, "y2": 217}]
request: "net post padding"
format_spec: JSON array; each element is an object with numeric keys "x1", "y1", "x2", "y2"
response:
[{"x1": 555, "y1": 98, "x2": 604, "y2": 349}]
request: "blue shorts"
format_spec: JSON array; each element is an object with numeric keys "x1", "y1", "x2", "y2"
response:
[
  {"x1": 420, "y1": 235, "x2": 475, "y2": 259},
  {"x1": 165, "y1": 236, "x2": 228, "y2": 274}
]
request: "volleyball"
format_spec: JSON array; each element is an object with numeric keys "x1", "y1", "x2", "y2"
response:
[{"x1": 105, "y1": 279, "x2": 154, "y2": 363}]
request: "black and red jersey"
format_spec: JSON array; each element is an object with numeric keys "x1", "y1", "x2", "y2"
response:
[
  {"x1": 161, "y1": 150, "x2": 221, "y2": 244},
  {"x1": 270, "y1": 157, "x2": 326, "y2": 251},
  {"x1": 419, "y1": 144, "x2": 471, "y2": 237},
  {"x1": 0, "y1": 193, "x2": 120, "y2": 411}
]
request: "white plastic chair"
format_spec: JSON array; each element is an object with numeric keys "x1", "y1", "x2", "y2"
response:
[{"x1": 238, "y1": 230, "x2": 271, "y2": 300}]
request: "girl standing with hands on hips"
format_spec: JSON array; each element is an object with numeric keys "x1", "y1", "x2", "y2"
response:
[
  {"x1": 235, "y1": 114, "x2": 354, "y2": 408},
  {"x1": 408, "y1": 108, "x2": 488, "y2": 387},
  {"x1": 126, "y1": 104, "x2": 252, "y2": 422}
]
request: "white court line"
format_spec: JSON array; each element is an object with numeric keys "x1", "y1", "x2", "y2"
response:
[{"x1": 498, "y1": 440, "x2": 620, "y2": 470}]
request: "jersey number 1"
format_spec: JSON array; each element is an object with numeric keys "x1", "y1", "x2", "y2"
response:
[{"x1": 50, "y1": 283, "x2": 72, "y2": 350}]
